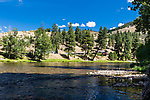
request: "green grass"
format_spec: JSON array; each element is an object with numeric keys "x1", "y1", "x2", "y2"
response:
[
  {"x1": 42, "y1": 59, "x2": 85, "y2": 62},
  {"x1": 0, "y1": 59, "x2": 36, "y2": 63},
  {"x1": 0, "y1": 57, "x2": 134, "y2": 63},
  {"x1": 42, "y1": 59, "x2": 133, "y2": 63},
  {"x1": 132, "y1": 65, "x2": 148, "y2": 72}
]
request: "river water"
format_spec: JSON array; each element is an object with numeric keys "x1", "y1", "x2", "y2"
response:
[{"x1": 0, "y1": 62, "x2": 143, "y2": 99}]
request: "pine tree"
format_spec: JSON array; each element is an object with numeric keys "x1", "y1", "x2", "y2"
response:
[
  {"x1": 65, "y1": 24, "x2": 76, "y2": 58},
  {"x1": 80, "y1": 29, "x2": 94, "y2": 58},
  {"x1": 75, "y1": 26, "x2": 81, "y2": 42},
  {"x1": 111, "y1": 34, "x2": 115, "y2": 48},
  {"x1": 124, "y1": 31, "x2": 132, "y2": 60},
  {"x1": 62, "y1": 29, "x2": 67, "y2": 44},
  {"x1": 108, "y1": 34, "x2": 112, "y2": 47},
  {"x1": 34, "y1": 28, "x2": 51, "y2": 61},
  {"x1": 92, "y1": 26, "x2": 107, "y2": 60},
  {"x1": 50, "y1": 23, "x2": 61, "y2": 54},
  {"x1": 115, "y1": 31, "x2": 123, "y2": 60},
  {"x1": 132, "y1": 32, "x2": 140, "y2": 59},
  {"x1": 2, "y1": 28, "x2": 27, "y2": 59}
]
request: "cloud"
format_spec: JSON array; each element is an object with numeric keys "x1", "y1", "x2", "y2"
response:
[
  {"x1": 128, "y1": 7, "x2": 131, "y2": 10},
  {"x1": 67, "y1": 22, "x2": 71, "y2": 27},
  {"x1": 3, "y1": 26, "x2": 7, "y2": 29},
  {"x1": 110, "y1": 27, "x2": 116, "y2": 30},
  {"x1": 19, "y1": 0, "x2": 22, "y2": 3},
  {"x1": 72, "y1": 23, "x2": 79, "y2": 27},
  {"x1": 0, "y1": 26, "x2": 2, "y2": 31},
  {"x1": 81, "y1": 23, "x2": 85, "y2": 27},
  {"x1": 62, "y1": 19, "x2": 66, "y2": 21},
  {"x1": 128, "y1": 0, "x2": 134, "y2": 3},
  {"x1": 58, "y1": 25, "x2": 66, "y2": 28},
  {"x1": 0, "y1": 0, "x2": 11, "y2": 2},
  {"x1": 86, "y1": 21, "x2": 96, "y2": 27},
  {"x1": 67, "y1": 22, "x2": 80, "y2": 27},
  {"x1": 118, "y1": 23, "x2": 124, "y2": 27},
  {"x1": 121, "y1": 7, "x2": 124, "y2": 10}
]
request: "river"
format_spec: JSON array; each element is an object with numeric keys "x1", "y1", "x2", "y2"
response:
[{"x1": 0, "y1": 62, "x2": 143, "y2": 99}]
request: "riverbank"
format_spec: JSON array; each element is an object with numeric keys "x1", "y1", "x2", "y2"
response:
[
  {"x1": 87, "y1": 70, "x2": 147, "y2": 79},
  {"x1": 0, "y1": 58, "x2": 134, "y2": 63}
]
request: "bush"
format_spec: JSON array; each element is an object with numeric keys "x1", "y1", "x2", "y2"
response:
[
  {"x1": 109, "y1": 52, "x2": 114, "y2": 60},
  {"x1": 113, "y1": 52, "x2": 118, "y2": 60},
  {"x1": 109, "y1": 52, "x2": 118, "y2": 61}
]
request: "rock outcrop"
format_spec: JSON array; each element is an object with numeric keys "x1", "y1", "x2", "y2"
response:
[{"x1": 142, "y1": 66, "x2": 150, "y2": 100}]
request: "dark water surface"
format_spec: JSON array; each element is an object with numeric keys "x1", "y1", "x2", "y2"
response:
[{"x1": 0, "y1": 62, "x2": 142, "y2": 100}]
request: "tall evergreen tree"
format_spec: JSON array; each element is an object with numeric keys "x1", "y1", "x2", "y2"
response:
[
  {"x1": 124, "y1": 31, "x2": 132, "y2": 60},
  {"x1": 62, "y1": 29, "x2": 67, "y2": 44},
  {"x1": 34, "y1": 28, "x2": 51, "y2": 61},
  {"x1": 64, "y1": 24, "x2": 76, "y2": 58},
  {"x1": 75, "y1": 26, "x2": 81, "y2": 42},
  {"x1": 2, "y1": 28, "x2": 27, "y2": 59},
  {"x1": 50, "y1": 23, "x2": 61, "y2": 54},
  {"x1": 92, "y1": 26, "x2": 107, "y2": 60},
  {"x1": 132, "y1": 32, "x2": 140, "y2": 58},
  {"x1": 80, "y1": 29, "x2": 94, "y2": 58},
  {"x1": 108, "y1": 34, "x2": 112, "y2": 47},
  {"x1": 115, "y1": 31, "x2": 123, "y2": 60}
]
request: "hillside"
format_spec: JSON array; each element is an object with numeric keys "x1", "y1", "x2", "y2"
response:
[
  {"x1": 0, "y1": 21, "x2": 147, "y2": 61},
  {"x1": 108, "y1": 22, "x2": 135, "y2": 33}
]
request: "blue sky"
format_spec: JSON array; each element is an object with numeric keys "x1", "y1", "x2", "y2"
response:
[{"x1": 0, "y1": 0, "x2": 138, "y2": 32}]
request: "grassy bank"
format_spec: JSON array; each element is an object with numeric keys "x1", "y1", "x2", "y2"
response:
[
  {"x1": 0, "y1": 58, "x2": 133, "y2": 63},
  {"x1": 0, "y1": 59, "x2": 36, "y2": 63}
]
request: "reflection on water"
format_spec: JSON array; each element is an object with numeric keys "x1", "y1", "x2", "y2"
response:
[{"x1": 0, "y1": 62, "x2": 142, "y2": 99}]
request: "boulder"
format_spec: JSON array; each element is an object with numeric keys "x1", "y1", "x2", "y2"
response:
[{"x1": 142, "y1": 66, "x2": 150, "y2": 100}]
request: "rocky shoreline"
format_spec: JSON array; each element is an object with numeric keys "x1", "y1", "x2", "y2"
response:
[
  {"x1": 87, "y1": 70, "x2": 147, "y2": 79},
  {"x1": 142, "y1": 67, "x2": 150, "y2": 100}
]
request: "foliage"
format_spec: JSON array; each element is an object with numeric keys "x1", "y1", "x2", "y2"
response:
[
  {"x1": 96, "y1": 26, "x2": 107, "y2": 49},
  {"x1": 2, "y1": 28, "x2": 27, "y2": 59},
  {"x1": 50, "y1": 23, "x2": 61, "y2": 54},
  {"x1": 80, "y1": 29, "x2": 94, "y2": 58},
  {"x1": 34, "y1": 28, "x2": 51, "y2": 60},
  {"x1": 109, "y1": 52, "x2": 118, "y2": 61},
  {"x1": 62, "y1": 29, "x2": 67, "y2": 44},
  {"x1": 115, "y1": 31, "x2": 123, "y2": 60},
  {"x1": 124, "y1": 31, "x2": 132, "y2": 60},
  {"x1": 75, "y1": 26, "x2": 81, "y2": 42},
  {"x1": 64, "y1": 23, "x2": 76, "y2": 58},
  {"x1": 131, "y1": 0, "x2": 150, "y2": 34}
]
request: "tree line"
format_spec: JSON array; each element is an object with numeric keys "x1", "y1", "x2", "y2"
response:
[{"x1": 1, "y1": 22, "x2": 142, "y2": 61}]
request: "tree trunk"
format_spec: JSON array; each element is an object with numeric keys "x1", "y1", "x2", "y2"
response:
[{"x1": 92, "y1": 48, "x2": 99, "y2": 61}]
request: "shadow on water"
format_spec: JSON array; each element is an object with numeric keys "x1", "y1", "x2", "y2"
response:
[
  {"x1": 33, "y1": 64, "x2": 133, "y2": 71},
  {"x1": 0, "y1": 73, "x2": 142, "y2": 100}
]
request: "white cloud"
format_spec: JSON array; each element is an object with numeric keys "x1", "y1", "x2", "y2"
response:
[
  {"x1": 62, "y1": 19, "x2": 66, "y2": 21},
  {"x1": 0, "y1": 0, "x2": 10, "y2": 2},
  {"x1": 67, "y1": 22, "x2": 71, "y2": 27},
  {"x1": 110, "y1": 27, "x2": 116, "y2": 30},
  {"x1": 0, "y1": 26, "x2": 2, "y2": 31},
  {"x1": 118, "y1": 23, "x2": 124, "y2": 27},
  {"x1": 58, "y1": 25, "x2": 66, "y2": 28},
  {"x1": 3, "y1": 26, "x2": 7, "y2": 29},
  {"x1": 19, "y1": 0, "x2": 22, "y2": 3},
  {"x1": 81, "y1": 23, "x2": 85, "y2": 27},
  {"x1": 86, "y1": 21, "x2": 96, "y2": 27},
  {"x1": 121, "y1": 7, "x2": 124, "y2": 10},
  {"x1": 128, "y1": 0, "x2": 134, "y2": 3},
  {"x1": 72, "y1": 23, "x2": 79, "y2": 27},
  {"x1": 128, "y1": 7, "x2": 131, "y2": 10}
]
